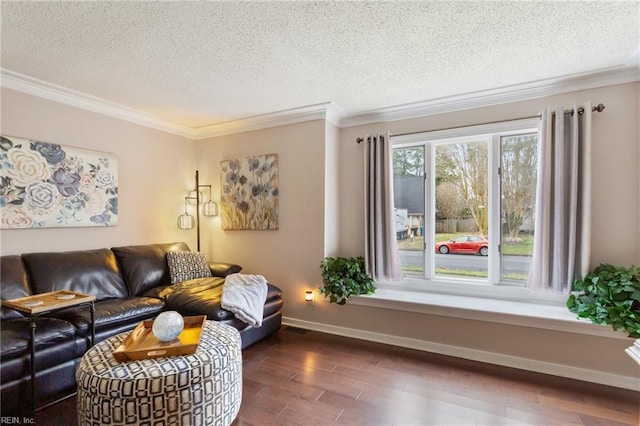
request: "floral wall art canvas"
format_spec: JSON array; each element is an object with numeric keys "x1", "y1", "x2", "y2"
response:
[
  {"x1": 220, "y1": 153, "x2": 278, "y2": 230},
  {"x1": 0, "y1": 135, "x2": 118, "y2": 229}
]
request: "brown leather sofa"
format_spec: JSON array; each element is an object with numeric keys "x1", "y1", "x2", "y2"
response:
[{"x1": 0, "y1": 242, "x2": 283, "y2": 416}]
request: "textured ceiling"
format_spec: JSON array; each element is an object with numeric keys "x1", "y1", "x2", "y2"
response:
[{"x1": 1, "y1": 1, "x2": 639, "y2": 129}]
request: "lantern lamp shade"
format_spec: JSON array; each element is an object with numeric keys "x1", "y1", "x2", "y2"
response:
[
  {"x1": 187, "y1": 190, "x2": 204, "y2": 205},
  {"x1": 177, "y1": 213, "x2": 195, "y2": 229},
  {"x1": 202, "y1": 201, "x2": 219, "y2": 217}
]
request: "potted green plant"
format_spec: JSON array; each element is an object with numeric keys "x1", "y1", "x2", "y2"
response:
[
  {"x1": 567, "y1": 264, "x2": 640, "y2": 337},
  {"x1": 319, "y1": 256, "x2": 375, "y2": 305}
]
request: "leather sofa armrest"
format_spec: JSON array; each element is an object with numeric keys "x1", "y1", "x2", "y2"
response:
[{"x1": 208, "y1": 262, "x2": 243, "y2": 278}]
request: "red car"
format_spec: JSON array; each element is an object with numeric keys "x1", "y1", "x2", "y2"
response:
[{"x1": 435, "y1": 235, "x2": 489, "y2": 256}]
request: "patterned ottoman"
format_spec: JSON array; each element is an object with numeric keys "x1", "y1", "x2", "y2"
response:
[{"x1": 76, "y1": 321, "x2": 242, "y2": 426}]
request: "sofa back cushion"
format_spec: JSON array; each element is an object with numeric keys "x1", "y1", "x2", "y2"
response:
[
  {"x1": 22, "y1": 249, "x2": 127, "y2": 300},
  {"x1": 0, "y1": 255, "x2": 32, "y2": 320},
  {"x1": 112, "y1": 242, "x2": 190, "y2": 296}
]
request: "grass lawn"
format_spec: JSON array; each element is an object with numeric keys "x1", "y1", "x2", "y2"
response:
[
  {"x1": 398, "y1": 232, "x2": 533, "y2": 256},
  {"x1": 398, "y1": 232, "x2": 531, "y2": 281}
]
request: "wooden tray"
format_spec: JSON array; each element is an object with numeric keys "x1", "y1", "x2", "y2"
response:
[
  {"x1": 112, "y1": 315, "x2": 206, "y2": 362},
  {"x1": 2, "y1": 290, "x2": 96, "y2": 314}
]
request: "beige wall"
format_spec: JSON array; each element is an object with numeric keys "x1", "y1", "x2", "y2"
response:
[
  {"x1": 196, "y1": 120, "x2": 327, "y2": 322},
  {"x1": 2, "y1": 81, "x2": 638, "y2": 386},
  {"x1": 331, "y1": 82, "x2": 640, "y2": 383},
  {"x1": 324, "y1": 120, "x2": 340, "y2": 257},
  {"x1": 197, "y1": 82, "x2": 639, "y2": 385},
  {"x1": 340, "y1": 82, "x2": 640, "y2": 267},
  {"x1": 0, "y1": 88, "x2": 197, "y2": 255}
]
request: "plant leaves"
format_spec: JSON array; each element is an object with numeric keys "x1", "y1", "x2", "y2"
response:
[
  {"x1": 320, "y1": 256, "x2": 375, "y2": 305},
  {"x1": 568, "y1": 264, "x2": 640, "y2": 337}
]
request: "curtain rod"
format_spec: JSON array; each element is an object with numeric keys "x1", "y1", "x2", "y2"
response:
[{"x1": 356, "y1": 103, "x2": 605, "y2": 143}]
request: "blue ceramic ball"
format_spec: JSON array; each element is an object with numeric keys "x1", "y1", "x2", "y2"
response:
[{"x1": 152, "y1": 311, "x2": 184, "y2": 342}]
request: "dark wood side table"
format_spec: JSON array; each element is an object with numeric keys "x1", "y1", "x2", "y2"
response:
[{"x1": 2, "y1": 290, "x2": 96, "y2": 412}]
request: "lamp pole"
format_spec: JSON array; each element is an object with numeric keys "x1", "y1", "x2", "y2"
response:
[{"x1": 195, "y1": 170, "x2": 201, "y2": 251}]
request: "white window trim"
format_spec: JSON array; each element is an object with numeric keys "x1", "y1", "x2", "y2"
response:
[
  {"x1": 377, "y1": 275, "x2": 564, "y2": 303},
  {"x1": 374, "y1": 118, "x2": 621, "y2": 336},
  {"x1": 392, "y1": 119, "x2": 539, "y2": 145},
  {"x1": 391, "y1": 118, "x2": 544, "y2": 293}
]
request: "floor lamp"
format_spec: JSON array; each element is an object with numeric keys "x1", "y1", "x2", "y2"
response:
[{"x1": 177, "y1": 170, "x2": 218, "y2": 251}]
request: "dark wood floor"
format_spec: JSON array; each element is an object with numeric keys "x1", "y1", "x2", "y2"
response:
[{"x1": 36, "y1": 327, "x2": 639, "y2": 425}]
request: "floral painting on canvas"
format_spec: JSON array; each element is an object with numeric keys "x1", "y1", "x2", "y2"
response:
[
  {"x1": 220, "y1": 153, "x2": 278, "y2": 230},
  {"x1": 0, "y1": 135, "x2": 118, "y2": 228}
]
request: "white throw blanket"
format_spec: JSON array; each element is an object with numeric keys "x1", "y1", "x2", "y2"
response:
[{"x1": 221, "y1": 273, "x2": 268, "y2": 327}]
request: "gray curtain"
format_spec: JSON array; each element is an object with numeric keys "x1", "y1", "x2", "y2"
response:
[
  {"x1": 364, "y1": 133, "x2": 402, "y2": 281},
  {"x1": 527, "y1": 103, "x2": 592, "y2": 294}
]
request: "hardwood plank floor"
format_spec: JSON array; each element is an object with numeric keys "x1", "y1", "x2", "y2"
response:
[{"x1": 35, "y1": 327, "x2": 639, "y2": 425}]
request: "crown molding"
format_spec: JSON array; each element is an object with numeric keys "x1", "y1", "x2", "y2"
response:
[
  {"x1": 0, "y1": 68, "x2": 197, "y2": 138},
  {"x1": 0, "y1": 68, "x2": 341, "y2": 140},
  {"x1": 190, "y1": 102, "x2": 342, "y2": 139},
  {"x1": 337, "y1": 63, "x2": 640, "y2": 128},
  {"x1": 2, "y1": 63, "x2": 638, "y2": 139}
]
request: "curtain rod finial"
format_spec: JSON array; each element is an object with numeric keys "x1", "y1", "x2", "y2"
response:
[{"x1": 594, "y1": 103, "x2": 605, "y2": 113}]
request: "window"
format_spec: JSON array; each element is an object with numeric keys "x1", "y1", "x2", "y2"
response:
[{"x1": 392, "y1": 119, "x2": 538, "y2": 289}]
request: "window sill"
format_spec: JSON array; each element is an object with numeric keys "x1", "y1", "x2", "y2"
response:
[{"x1": 348, "y1": 286, "x2": 630, "y2": 340}]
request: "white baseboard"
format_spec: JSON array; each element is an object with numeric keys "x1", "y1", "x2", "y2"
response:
[{"x1": 282, "y1": 316, "x2": 640, "y2": 392}]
